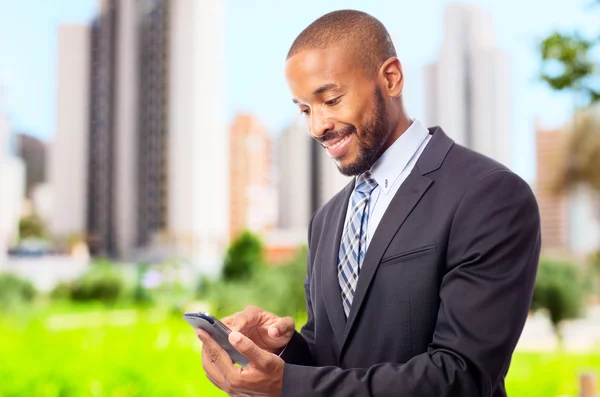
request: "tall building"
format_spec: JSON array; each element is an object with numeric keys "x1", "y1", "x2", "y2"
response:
[
  {"x1": 49, "y1": 25, "x2": 90, "y2": 241},
  {"x1": 52, "y1": 0, "x2": 228, "y2": 274},
  {"x1": 277, "y1": 118, "x2": 312, "y2": 230},
  {"x1": 17, "y1": 133, "x2": 47, "y2": 198},
  {"x1": 277, "y1": 117, "x2": 351, "y2": 230},
  {"x1": 114, "y1": 0, "x2": 141, "y2": 259},
  {"x1": 87, "y1": 1, "x2": 117, "y2": 256},
  {"x1": 85, "y1": 0, "x2": 162, "y2": 258},
  {"x1": 0, "y1": 86, "x2": 26, "y2": 265},
  {"x1": 534, "y1": 124, "x2": 570, "y2": 252},
  {"x1": 137, "y1": 0, "x2": 169, "y2": 249},
  {"x1": 423, "y1": 3, "x2": 512, "y2": 167},
  {"x1": 534, "y1": 121, "x2": 600, "y2": 257},
  {"x1": 229, "y1": 114, "x2": 277, "y2": 240},
  {"x1": 315, "y1": 141, "x2": 352, "y2": 209},
  {"x1": 167, "y1": 0, "x2": 229, "y2": 276}
]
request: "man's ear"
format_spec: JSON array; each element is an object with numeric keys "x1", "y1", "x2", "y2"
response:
[{"x1": 380, "y1": 58, "x2": 403, "y2": 98}]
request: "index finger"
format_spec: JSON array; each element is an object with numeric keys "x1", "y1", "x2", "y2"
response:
[{"x1": 223, "y1": 306, "x2": 261, "y2": 332}]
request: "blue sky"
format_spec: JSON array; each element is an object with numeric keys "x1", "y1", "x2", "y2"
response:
[{"x1": 0, "y1": 0, "x2": 597, "y2": 182}]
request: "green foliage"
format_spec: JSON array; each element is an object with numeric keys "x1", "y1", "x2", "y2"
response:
[
  {"x1": 0, "y1": 273, "x2": 36, "y2": 310},
  {"x1": 61, "y1": 261, "x2": 126, "y2": 304},
  {"x1": 221, "y1": 230, "x2": 266, "y2": 281},
  {"x1": 531, "y1": 259, "x2": 585, "y2": 340},
  {"x1": 539, "y1": 28, "x2": 600, "y2": 106},
  {"x1": 18, "y1": 214, "x2": 47, "y2": 240},
  {"x1": 132, "y1": 263, "x2": 153, "y2": 305},
  {"x1": 0, "y1": 303, "x2": 598, "y2": 397},
  {"x1": 201, "y1": 247, "x2": 308, "y2": 319},
  {"x1": 537, "y1": 0, "x2": 600, "y2": 104}
]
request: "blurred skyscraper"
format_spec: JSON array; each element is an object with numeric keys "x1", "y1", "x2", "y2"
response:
[
  {"x1": 87, "y1": 1, "x2": 117, "y2": 257},
  {"x1": 51, "y1": 0, "x2": 228, "y2": 274},
  {"x1": 534, "y1": 121, "x2": 600, "y2": 257},
  {"x1": 229, "y1": 114, "x2": 277, "y2": 240},
  {"x1": 166, "y1": 0, "x2": 228, "y2": 276},
  {"x1": 0, "y1": 84, "x2": 26, "y2": 265},
  {"x1": 136, "y1": 0, "x2": 167, "y2": 253},
  {"x1": 423, "y1": 3, "x2": 512, "y2": 167},
  {"x1": 277, "y1": 118, "x2": 312, "y2": 231},
  {"x1": 535, "y1": 123, "x2": 570, "y2": 252},
  {"x1": 276, "y1": 117, "x2": 351, "y2": 230},
  {"x1": 16, "y1": 134, "x2": 47, "y2": 198},
  {"x1": 315, "y1": 138, "x2": 352, "y2": 210},
  {"x1": 49, "y1": 25, "x2": 90, "y2": 243}
]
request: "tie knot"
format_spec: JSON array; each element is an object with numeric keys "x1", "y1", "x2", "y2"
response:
[{"x1": 354, "y1": 171, "x2": 378, "y2": 195}]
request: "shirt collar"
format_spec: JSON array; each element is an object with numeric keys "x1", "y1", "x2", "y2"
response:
[{"x1": 367, "y1": 119, "x2": 430, "y2": 194}]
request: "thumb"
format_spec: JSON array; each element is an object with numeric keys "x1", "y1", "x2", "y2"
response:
[
  {"x1": 268, "y1": 316, "x2": 295, "y2": 338},
  {"x1": 229, "y1": 331, "x2": 271, "y2": 370}
]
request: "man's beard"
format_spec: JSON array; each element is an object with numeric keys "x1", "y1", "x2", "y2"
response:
[{"x1": 318, "y1": 87, "x2": 390, "y2": 177}]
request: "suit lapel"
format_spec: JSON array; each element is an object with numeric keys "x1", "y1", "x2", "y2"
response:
[
  {"x1": 339, "y1": 171, "x2": 433, "y2": 354},
  {"x1": 318, "y1": 126, "x2": 453, "y2": 357},
  {"x1": 321, "y1": 181, "x2": 354, "y2": 349}
]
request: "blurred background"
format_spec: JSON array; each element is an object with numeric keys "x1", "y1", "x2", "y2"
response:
[{"x1": 0, "y1": 0, "x2": 599, "y2": 396}]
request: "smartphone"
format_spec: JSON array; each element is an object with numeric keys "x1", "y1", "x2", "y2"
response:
[{"x1": 183, "y1": 312, "x2": 250, "y2": 367}]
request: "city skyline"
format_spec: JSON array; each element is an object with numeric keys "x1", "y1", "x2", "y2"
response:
[
  {"x1": 0, "y1": 0, "x2": 596, "y2": 181},
  {"x1": 1, "y1": 0, "x2": 598, "y2": 184},
  {"x1": 48, "y1": 0, "x2": 229, "y2": 276}
]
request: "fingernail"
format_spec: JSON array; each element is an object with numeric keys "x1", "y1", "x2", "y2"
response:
[{"x1": 230, "y1": 331, "x2": 242, "y2": 344}]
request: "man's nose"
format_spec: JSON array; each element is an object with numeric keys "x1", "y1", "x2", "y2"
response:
[{"x1": 310, "y1": 110, "x2": 335, "y2": 139}]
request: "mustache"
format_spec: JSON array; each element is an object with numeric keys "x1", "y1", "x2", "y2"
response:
[{"x1": 316, "y1": 125, "x2": 356, "y2": 144}]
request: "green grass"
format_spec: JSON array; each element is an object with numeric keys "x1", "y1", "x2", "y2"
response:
[
  {"x1": 0, "y1": 304, "x2": 225, "y2": 397},
  {"x1": 0, "y1": 304, "x2": 598, "y2": 397},
  {"x1": 507, "y1": 351, "x2": 600, "y2": 397}
]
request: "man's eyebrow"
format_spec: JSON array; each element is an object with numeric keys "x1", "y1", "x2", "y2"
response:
[
  {"x1": 292, "y1": 83, "x2": 342, "y2": 104},
  {"x1": 312, "y1": 83, "x2": 339, "y2": 95}
]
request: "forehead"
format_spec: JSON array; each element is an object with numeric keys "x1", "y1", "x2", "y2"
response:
[{"x1": 285, "y1": 46, "x2": 366, "y2": 99}]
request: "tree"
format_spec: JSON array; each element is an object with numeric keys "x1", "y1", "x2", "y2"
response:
[
  {"x1": 531, "y1": 259, "x2": 585, "y2": 347},
  {"x1": 538, "y1": 19, "x2": 600, "y2": 189},
  {"x1": 537, "y1": 0, "x2": 600, "y2": 103},
  {"x1": 221, "y1": 230, "x2": 265, "y2": 281},
  {"x1": 539, "y1": 32, "x2": 600, "y2": 106},
  {"x1": 538, "y1": 4, "x2": 600, "y2": 298}
]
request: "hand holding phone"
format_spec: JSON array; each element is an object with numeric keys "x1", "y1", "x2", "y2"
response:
[
  {"x1": 183, "y1": 312, "x2": 250, "y2": 367},
  {"x1": 219, "y1": 306, "x2": 296, "y2": 355}
]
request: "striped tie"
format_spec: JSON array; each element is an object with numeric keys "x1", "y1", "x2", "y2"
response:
[{"x1": 338, "y1": 171, "x2": 378, "y2": 317}]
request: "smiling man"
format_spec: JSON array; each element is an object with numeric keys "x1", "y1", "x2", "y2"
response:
[{"x1": 197, "y1": 9, "x2": 541, "y2": 397}]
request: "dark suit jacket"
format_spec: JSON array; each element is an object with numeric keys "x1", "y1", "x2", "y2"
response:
[{"x1": 280, "y1": 127, "x2": 541, "y2": 396}]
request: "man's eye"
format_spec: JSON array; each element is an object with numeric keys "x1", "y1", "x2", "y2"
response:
[
  {"x1": 300, "y1": 108, "x2": 310, "y2": 115},
  {"x1": 325, "y1": 97, "x2": 341, "y2": 106}
]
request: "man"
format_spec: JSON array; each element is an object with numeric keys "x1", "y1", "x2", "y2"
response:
[{"x1": 197, "y1": 9, "x2": 540, "y2": 397}]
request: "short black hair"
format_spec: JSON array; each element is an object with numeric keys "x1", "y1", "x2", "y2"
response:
[{"x1": 287, "y1": 10, "x2": 397, "y2": 77}]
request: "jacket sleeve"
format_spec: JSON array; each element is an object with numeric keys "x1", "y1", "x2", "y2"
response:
[
  {"x1": 281, "y1": 170, "x2": 541, "y2": 397},
  {"x1": 280, "y1": 212, "x2": 318, "y2": 366}
]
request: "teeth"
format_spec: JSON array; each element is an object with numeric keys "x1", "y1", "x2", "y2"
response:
[{"x1": 325, "y1": 135, "x2": 349, "y2": 149}]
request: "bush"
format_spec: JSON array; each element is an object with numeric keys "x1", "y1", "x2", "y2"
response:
[
  {"x1": 201, "y1": 246, "x2": 308, "y2": 319},
  {"x1": 18, "y1": 214, "x2": 47, "y2": 240},
  {"x1": 531, "y1": 258, "x2": 585, "y2": 342},
  {"x1": 49, "y1": 281, "x2": 72, "y2": 301},
  {"x1": 221, "y1": 230, "x2": 265, "y2": 281},
  {"x1": 68, "y1": 261, "x2": 126, "y2": 304},
  {"x1": 0, "y1": 272, "x2": 36, "y2": 310}
]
